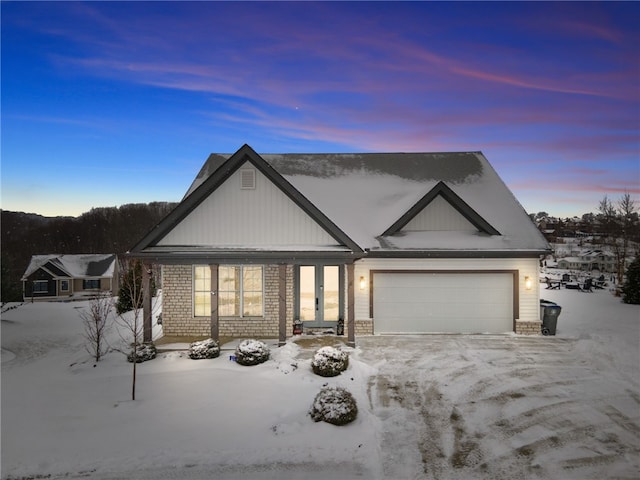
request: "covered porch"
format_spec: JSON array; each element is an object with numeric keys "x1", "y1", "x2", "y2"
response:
[{"x1": 137, "y1": 253, "x2": 359, "y2": 348}]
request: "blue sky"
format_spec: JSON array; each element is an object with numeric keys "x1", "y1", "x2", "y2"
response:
[{"x1": 2, "y1": 1, "x2": 638, "y2": 218}]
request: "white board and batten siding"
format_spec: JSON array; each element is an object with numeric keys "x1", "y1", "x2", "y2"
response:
[
  {"x1": 404, "y1": 195, "x2": 477, "y2": 232},
  {"x1": 158, "y1": 162, "x2": 340, "y2": 247},
  {"x1": 354, "y1": 257, "x2": 540, "y2": 334}
]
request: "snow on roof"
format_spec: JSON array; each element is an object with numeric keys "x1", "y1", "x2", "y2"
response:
[
  {"x1": 21, "y1": 254, "x2": 116, "y2": 280},
  {"x1": 187, "y1": 151, "x2": 548, "y2": 252}
]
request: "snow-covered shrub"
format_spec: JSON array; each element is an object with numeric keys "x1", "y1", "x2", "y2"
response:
[
  {"x1": 235, "y1": 339, "x2": 270, "y2": 366},
  {"x1": 309, "y1": 386, "x2": 358, "y2": 426},
  {"x1": 127, "y1": 342, "x2": 157, "y2": 363},
  {"x1": 189, "y1": 338, "x2": 220, "y2": 360},
  {"x1": 311, "y1": 346, "x2": 349, "y2": 377}
]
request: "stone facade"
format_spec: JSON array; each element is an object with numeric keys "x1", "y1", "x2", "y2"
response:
[
  {"x1": 161, "y1": 264, "x2": 294, "y2": 338},
  {"x1": 515, "y1": 320, "x2": 542, "y2": 335},
  {"x1": 162, "y1": 264, "x2": 209, "y2": 336},
  {"x1": 355, "y1": 319, "x2": 373, "y2": 335}
]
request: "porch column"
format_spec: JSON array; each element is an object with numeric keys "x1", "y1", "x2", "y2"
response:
[
  {"x1": 278, "y1": 264, "x2": 287, "y2": 346},
  {"x1": 142, "y1": 263, "x2": 153, "y2": 343},
  {"x1": 347, "y1": 263, "x2": 355, "y2": 347},
  {"x1": 210, "y1": 264, "x2": 219, "y2": 342}
]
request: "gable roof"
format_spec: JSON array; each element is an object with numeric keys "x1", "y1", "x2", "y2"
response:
[
  {"x1": 21, "y1": 254, "x2": 116, "y2": 281},
  {"x1": 381, "y1": 181, "x2": 500, "y2": 237},
  {"x1": 132, "y1": 145, "x2": 549, "y2": 258},
  {"x1": 131, "y1": 144, "x2": 362, "y2": 254}
]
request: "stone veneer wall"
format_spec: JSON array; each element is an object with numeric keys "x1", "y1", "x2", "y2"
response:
[
  {"x1": 515, "y1": 320, "x2": 542, "y2": 335},
  {"x1": 353, "y1": 319, "x2": 538, "y2": 336},
  {"x1": 355, "y1": 319, "x2": 373, "y2": 335},
  {"x1": 161, "y1": 264, "x2": 294, "y2": 338},
  {"x1": 162, "y1": 264, "x2": 209, "y2": 336}
]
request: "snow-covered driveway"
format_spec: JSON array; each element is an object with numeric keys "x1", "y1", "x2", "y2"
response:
[
  {"x1": 360, "y1": 334, "x2": 639, "y2": 479},
  {"x1": 357, "y1": 287, "x2": 639, "y2": 479}
]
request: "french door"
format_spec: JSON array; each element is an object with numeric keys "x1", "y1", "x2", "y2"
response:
[{"x1": 298, "y1": 265, "x2": 342, "y2": 326}]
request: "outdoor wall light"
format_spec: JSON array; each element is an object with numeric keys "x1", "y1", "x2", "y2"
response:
[
  {"x1": 525, "y1": 276, "x2": 533, "y2": 290},
  {"x1": 359, "y1": 276, "x2": 366, "y2": 290}
]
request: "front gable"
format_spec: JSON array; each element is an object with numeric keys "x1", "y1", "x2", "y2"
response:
[
  {"x1": 382, "y1": 181, "x2": 500, "y2": 236},
  {"x1": 157, "y1": 160, "x2": 341, "y2": 248},
  {"x1": 133, "y1": 145, "x2": 362, "y2": 253}
]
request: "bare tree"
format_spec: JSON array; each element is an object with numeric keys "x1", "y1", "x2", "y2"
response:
[
  {"x1": 598, "y1": 193, "x2": 639, "y2": 285},
  {"x1": 116, "y1": 258, "x2": 146, "y2": 401},
  {"x1": 79, "y1": 293, "x2": 114, "y2": 362}
]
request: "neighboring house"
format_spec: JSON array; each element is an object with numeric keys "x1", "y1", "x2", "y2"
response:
[
  {"x1": 581, "y1": 250, "x2": 616, "y2": 272},
  {"x1": 556, "y1": 256, "x2": 583, "y2": 271},
  {"x1": 131, "y1": 144, "x2": 550, "y2": 345},
  {"x1": 22, "y1": 254, "x2": 118, "y2": 301},
  {"x1": 556, "y1": 250, "x2": 616, "y2": 273}
]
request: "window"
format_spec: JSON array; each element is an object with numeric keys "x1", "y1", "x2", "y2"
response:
[
  {"x1": 83, "y1": 279, "x2": 100, "y2": 289},
  {"x1": 60, "y1": 280, "x2": 69, "y2": 292},
  {"x1": 33, "y1": 280, "x2": 49, "y2": 293},
  {"x1": 218, "y1": 266, "x2": 239, "y2": 316},
  {"x1": 194, "y1": 266, "x2": 211, "y2": 317},
  {"x1": 194, "y1": 265, "x2": 263, "y2": 317},
  {"x1": 241, "y1": 266, "x2": 263, "y2": 317}
]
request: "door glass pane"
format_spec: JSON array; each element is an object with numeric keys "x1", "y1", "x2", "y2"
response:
[
  {"x1": 323, "y1": 266, "x2": 339, "y2": 321},
  {"x1": 299, "y1": 266, "x2": 315, "y2": 321}
]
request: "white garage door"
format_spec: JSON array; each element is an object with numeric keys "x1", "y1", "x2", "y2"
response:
[{"x1": 373, "y1": 272, "x2": 513, "y2": 334}]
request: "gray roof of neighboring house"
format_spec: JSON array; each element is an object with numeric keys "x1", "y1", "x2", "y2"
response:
[
  {"x1": 21, "y1": 254, "x2": 116, "y2": 281},
  {"x1": 134, "y1": 145, "x2": 549, "y2": 256}
]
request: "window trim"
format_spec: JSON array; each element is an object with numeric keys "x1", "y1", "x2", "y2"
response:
[
  {"x1": 193, "y1": 265, "x2": 264, "y2": 318},
  {"x1": 33, "y1": 280, "x2": 49, "y2": 293},
  {"x1": 239, "y1": 265, "x2": 263, "y2": 318},
  {"x1": 193, "y1": 265, "x2": 212, "y2": 317},
  {"x1": 60, "y1": 279, "x2": 70, "y2": 292},
  {"x1": 83, "y1": 279, "x2": 101, "y2": 290}
]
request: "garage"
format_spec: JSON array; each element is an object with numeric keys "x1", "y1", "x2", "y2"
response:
[{"x1": 372, "y1": 271, "x2": 515, "y2": 334}]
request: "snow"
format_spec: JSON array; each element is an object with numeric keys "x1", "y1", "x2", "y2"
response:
[
  {"x1": 176, "y1": 149, "x2": 548, "y2": 252},
  {"x1": 2, "y1": 288, "x2": 638, "y2": 479},
  {"x1": 21, "y1": 254, "x2": 116, "y2": 280}
]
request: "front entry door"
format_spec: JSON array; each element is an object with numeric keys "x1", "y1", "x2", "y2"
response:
[{"x1": 298, "y1": 265, "x2": 341, "y2": 326}]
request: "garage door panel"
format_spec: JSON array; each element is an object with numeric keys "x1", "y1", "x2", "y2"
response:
[{"x1": 373, "y1": 272, "x2": 513, "y2": 334}]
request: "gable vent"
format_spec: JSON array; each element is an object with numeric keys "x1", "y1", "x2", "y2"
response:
[{"x1": 240, "y1": 169, "x2": 256, "y2": 190}]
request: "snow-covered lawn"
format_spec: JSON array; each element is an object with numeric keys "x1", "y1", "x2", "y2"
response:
[{"x1": 1, "y1": 288, "x2": 638, "y2": 479}]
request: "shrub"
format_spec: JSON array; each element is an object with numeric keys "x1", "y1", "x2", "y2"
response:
[
  {"x1": 189, "y1": 338, "x2": 221, "y2": 360},
  {"x1": 622, "y1": 257, "x2": 640, "y2": 305},
  {"x1": 235, "y1": 339, "x2": 270, "y2": 366},
  {"x1": 311, "y1": 346, "x2": 349, "y2": 377},
  {"x1": 309, "y1": 386, "x2": 358, "y2": 426},
  {"x1": 127, "y1": 342, "x2": 157, "y2": 363},
  {"x1": 116, "y1": 260, "x2": 157, "y2": 314}
]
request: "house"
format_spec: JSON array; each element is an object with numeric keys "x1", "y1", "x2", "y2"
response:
[
  {"x1": 556, "y1": 250, "x2": 616, "y2": 273},
  {"x1": 130, "y1": 144, "x2": 550, "y2": 345},
  {"x1": 556, "y1": 256, "x2": 583, "y2": 271},
  {"x1": 22, "y1": 254, "x2": 118, "y2": 301}
]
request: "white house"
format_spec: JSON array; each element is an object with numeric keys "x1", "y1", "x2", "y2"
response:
[
  {"x1": 130, "y1": 144, "x2": 549, "y2": 345},
  {"x1": 556, "y1": 250, "x2": 616, "y2": 273}
]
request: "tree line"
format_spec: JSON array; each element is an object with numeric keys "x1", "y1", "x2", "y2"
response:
[{"x1": 1, "y1": 202, "x2": 177, "y2": 302}]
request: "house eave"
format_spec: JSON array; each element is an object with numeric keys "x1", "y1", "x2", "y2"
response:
[
  {"x1": 365, "y1": 249, "x2": 549, "y2": 259},
  {"x1": 126, "y1": 249, "x2": 364, "y2": 265},
  {"x1": 126, "y1": 246, "x2": 549, "y2": 264}
]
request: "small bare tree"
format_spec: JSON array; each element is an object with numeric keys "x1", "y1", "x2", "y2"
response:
[
  {"x1": 79, "y1": 293, "x2": 114, "y2": 362},
  {"x1": 116, "y1": 258, "x2": 146, "y2": 401}
]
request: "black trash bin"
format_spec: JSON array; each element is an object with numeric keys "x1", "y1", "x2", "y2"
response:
[{"x1": 539, "y1": 299, "x2": 562, "y2": 336}]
